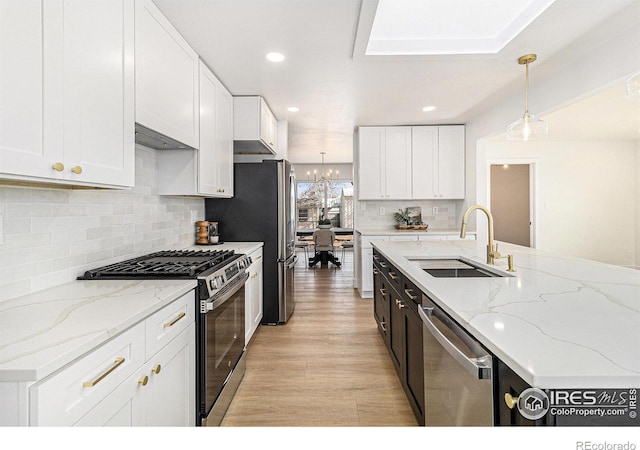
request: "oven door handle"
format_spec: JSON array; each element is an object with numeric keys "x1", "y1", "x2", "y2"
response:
[{"x1": 201, "y1": 272, "x2": 249, "y2": 313}]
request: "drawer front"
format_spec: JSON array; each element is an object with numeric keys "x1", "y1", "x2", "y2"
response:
[
  {"x1": 145, "y1": 290, "x2": 194, "y2": 359},
  {"x1": 381, "y1": 259, "x2": 401, "y2": 292},
  {"x1": 401, "y1": 276, "x2": 421, "y2": 311},
  {"x1": 30, "y1": 323, "x2": 145, "y2": 426}
]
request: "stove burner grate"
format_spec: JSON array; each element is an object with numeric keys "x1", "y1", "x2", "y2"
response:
[{"x1": 79, "y1": 249, "x2": 237, "y2": 279}]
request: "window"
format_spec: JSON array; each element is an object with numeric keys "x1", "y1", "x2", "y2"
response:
[{"x1": 297, "y1": 181, "x2": 353, "y2": 229}]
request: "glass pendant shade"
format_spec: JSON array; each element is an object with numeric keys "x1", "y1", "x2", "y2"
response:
[
  {"x1": 507, "y1": 54, "x2": 548, "y2": 141},
  {"x1": 507, "y1": 113, "x2": 548, "y2": 141},
  {"x1": 625, "y1": 70, "x2": 640, "y2": 101}
]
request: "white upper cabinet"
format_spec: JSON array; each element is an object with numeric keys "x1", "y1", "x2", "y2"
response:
[
  {"x1": 357, "y1": 127, "x2": 412, "y2": 200},
  {"x1": 156, "y1": 61, "x2": 234, "y2": 197},
  {"x1": 135, "y1": 0, "x2": 199, "y2": 149},
  {"x1": 0, "y1": 0, "x2": 134, "y2": 188},
  {"x1": 356, "y1": 125, "x2": 465, "y2": 201},
  {"x1": 412, "y1": 125, "x2": 465, "y2": 199},
  {"x1": 233, "y1": 96, "x2": 278, "y2": 154}
]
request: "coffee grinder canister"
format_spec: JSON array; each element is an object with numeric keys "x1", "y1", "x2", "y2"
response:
[{"x1": 196, "y1": 221, "x2": 210, "y2": 244}]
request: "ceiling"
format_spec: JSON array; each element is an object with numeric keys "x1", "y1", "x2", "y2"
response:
[{"x1": 154, "y1": 0, "x2": 640, "y2": 163}]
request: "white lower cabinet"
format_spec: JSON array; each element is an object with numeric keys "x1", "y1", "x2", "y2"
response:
[
  {"x1": 29, "y1": 291, "x2": 195, "y2": 426},
  {"x1": 75, "y1": 324, "x2": 194, "y2": 427},
  {"x1": 389, "y1": 235, "x2": 418, "y2": 241},
  {"x1": 356, "y1": 235, "x2": 389, "y2": 298},
  {"x1": 245, "y1": 247, "x2": 263, "y2": 345}
]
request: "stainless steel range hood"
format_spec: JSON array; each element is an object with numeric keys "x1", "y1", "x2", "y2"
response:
[{"x1": 134, "y1": 123, "x2": 196, "y2": 151}]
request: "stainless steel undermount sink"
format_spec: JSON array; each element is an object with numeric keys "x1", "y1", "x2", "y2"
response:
[{"x1": 406, "y1": 257, "x2": 513, "y2": 278}]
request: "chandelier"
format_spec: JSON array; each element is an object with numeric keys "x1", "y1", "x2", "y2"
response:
[{"x1": 307, "y1": 152, "x2": 339, "y2": 182}]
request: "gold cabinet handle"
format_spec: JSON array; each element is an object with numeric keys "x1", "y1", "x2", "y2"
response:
[
  {"x1": 83, "y1": 357, "x2": 125, "y2": 387},
  {"x1": 372, "y1": 268, "x2": 379, "y2": 275},
  {"x1": 380, "y1": 262, "x2": 387, "y2": 268},
  {"x1": 379, "y1": 288, "x2": 386, "y2": 296},
  {"x1": 404, "y1": 289, "x2": 417, "y2": 300},
  {"x1": 395, "y1": 299, "x2": 406, "y2": 309},
  {"x1": 388, "y1": 271, "x2": 398, "y2": 280},
  {"x1": 504, "y1": 393, "x2": 518, "y2": 409},
  {"x1": 373, "y1": 255, "x2": 379, "y2": 261},
  {"x1": 164, "y1": 311, "x2": 186, "y2": 328},
  {"x1": 152, "y1": 364, "x2": 161, "y2": 375},
  {"x1": 380, "y1": 320, "x2": 387, "y2": 332},
  {"x1": 138, "y1": 375, "x2": 149, "y2": 386},
  {"x1": 70, "y1": 165, "x2": 82, "y2": 174},
  {"x1": 52, "y1": 162, "x2": 65, "y2": 172}
]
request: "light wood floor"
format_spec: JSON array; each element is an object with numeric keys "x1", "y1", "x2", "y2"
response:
[{"x1": 221, "y1": 250, "x2": 418, "y2": 427}]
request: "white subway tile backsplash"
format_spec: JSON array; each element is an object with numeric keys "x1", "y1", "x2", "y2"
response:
[
  {"x1": 0, "y1": 147, "x2": 204, "y2": 300},
  {"x1": 357, "y1": 199, "x2": 461, "y2": 230}
]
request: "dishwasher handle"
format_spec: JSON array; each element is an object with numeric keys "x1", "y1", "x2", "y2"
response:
[{"x1": 418, "y1": 305, "x2": 492, "y2": 380}]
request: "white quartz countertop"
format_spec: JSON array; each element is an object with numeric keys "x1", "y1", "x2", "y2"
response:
[
  {"x1": 356, "y1": 228, "x2": 475, "y2": 236},
  {"x1": 0, "y1": 242, "x2": 263, "y2": 383},
  {"x1": 0, "y1": 279, "x2": 196, "y2": 382},
  {"x1": 372, "y1": 240, "x2": 640, "y2": 389}
]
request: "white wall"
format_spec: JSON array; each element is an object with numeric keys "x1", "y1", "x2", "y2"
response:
[
  {"x1": 0, "y1": 146, "x2": 205, "y2": 301},
  {"x1": 483, "y1": 140, "x2": 637, "y2": 267},
  {"x1": 464, "y1": 9, "x2": 640, "y2": 268}
]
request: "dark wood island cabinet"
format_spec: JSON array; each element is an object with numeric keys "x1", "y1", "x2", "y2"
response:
[{"x1": 373, "y1": 249, "x2": 425, "y2": 425}]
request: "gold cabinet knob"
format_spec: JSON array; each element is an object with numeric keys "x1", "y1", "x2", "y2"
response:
[
  {"x1": 152, "y1": 364, "x2": 161, "y2": 375},
  {"x1": 138, "y1": 375, "x2": 149, "y2": 386},
  {"x1": 52, "y1": 162, "x2": 64, "y2": 172},
  {"x1": 70, "y1": 165, "x2": 83, "y2": 174},
  {"x1": 504, "y1": 393, "x2": 518, "y2": 409}
]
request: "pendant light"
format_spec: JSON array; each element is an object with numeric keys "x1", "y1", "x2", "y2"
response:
[{"x1": 507, "y1": 54, "x2": 548, "y2": 141}]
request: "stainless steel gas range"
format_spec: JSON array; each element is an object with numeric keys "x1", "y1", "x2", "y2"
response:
[{"x1": 78, "y1": 249, "x2": 252, "y2": 426}]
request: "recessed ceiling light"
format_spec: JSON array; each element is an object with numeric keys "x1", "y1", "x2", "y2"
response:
[
  {"x1": 266, "y1": 52, "x2": 285, "y2": 62},
  {"x1": 422, "y1": 106, "x2": 436, "y2": 112},
  {"x1": 287, "y1": 106, "x2": 300, "y2": 112}
]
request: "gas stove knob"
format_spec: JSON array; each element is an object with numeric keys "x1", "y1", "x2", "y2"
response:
[{"x1": 210, "y1": 276, "x2": 223, "y2": 290}]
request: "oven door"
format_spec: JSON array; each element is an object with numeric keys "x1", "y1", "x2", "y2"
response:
[{"x1": 197, "y1": 272, "x2": 248, "y2": 425}]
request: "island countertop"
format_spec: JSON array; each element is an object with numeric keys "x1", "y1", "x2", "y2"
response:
[{"x1": 371, "y1": 239, "x2": 640, "y2": 389}]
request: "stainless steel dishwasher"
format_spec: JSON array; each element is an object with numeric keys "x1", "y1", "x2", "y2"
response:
[{"x1": 418, "y1": 294, "x2": 494, "y2": 426}]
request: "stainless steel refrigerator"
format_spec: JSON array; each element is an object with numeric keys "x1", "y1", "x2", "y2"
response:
[{"x1": 205, "y1": 160, "x2": 296, "y2": 324}]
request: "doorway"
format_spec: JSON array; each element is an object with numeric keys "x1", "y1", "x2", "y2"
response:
[{"x1": 489, "y1": 164, "x2": 533, "y2": 247}]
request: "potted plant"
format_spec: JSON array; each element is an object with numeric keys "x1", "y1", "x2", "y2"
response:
[
  {"x1": 318, "y1": 217, "x2": 332, "y2": 229},
  {"x1": 394, "y1": 208, "x2": 411, "y2": 226}
]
